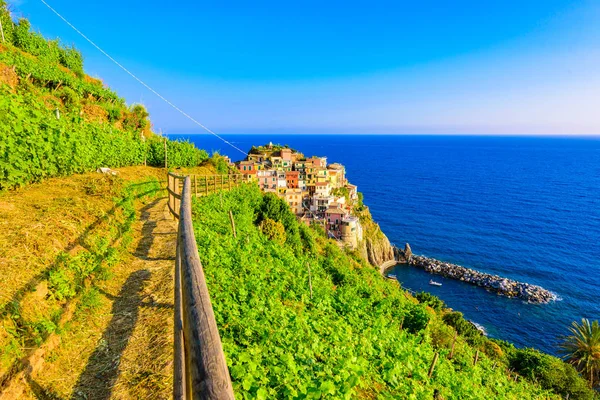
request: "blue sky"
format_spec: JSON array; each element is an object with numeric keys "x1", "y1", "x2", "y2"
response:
[{"x1": 9, "y1": 0, "x2": 600, "y2": 135}]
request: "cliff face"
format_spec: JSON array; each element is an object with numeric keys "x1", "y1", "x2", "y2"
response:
[
  {"x1": 356, "y1": 207, "x2": 397, "y2": 268},
  {"x1": 360, "y1": 229, "x2": 395, "y2": 267},
  {"x1": 356, "y1": 207, "x2": 412, "y2": 270}
]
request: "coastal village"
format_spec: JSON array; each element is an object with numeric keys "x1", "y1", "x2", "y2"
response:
[{"x1": 233, "y1": 143, "x2": 364, "y2": 248}]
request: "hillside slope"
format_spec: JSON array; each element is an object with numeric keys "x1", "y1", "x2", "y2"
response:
[
  {"x1": 191, "y1": 185, "x2": 596, "y2": 399},
  {"x1": 0, "y1": 3, "x2": 209, "y2": 190}
]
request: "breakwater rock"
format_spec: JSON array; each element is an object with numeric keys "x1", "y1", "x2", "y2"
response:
[{"x1": 409, "y1": 255, "x2": 557, "y2": 304}]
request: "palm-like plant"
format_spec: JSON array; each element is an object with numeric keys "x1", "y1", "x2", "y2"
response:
[{"x1": 560, "y1": 318, "x2": 600, "y2": 388}]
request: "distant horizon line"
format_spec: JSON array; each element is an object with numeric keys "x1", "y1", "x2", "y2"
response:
[{"x1": 164, "y1": 132, "x2": 600, "y2": 138}]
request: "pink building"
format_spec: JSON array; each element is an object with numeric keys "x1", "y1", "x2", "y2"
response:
[
  {"x1": 325, "y1": 205, "x2": 347, "y2": 237},
  {"x1": 280, "y1": 148, "x2": 292, "y2": 161}
]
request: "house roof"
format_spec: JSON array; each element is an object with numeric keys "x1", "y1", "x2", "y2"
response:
[
  {"x1": 326, "y1": 207, "x2": 346, "y2": 215},
  {"x1": 315, "y1": 182, "x2": 329, "y2": 186}
]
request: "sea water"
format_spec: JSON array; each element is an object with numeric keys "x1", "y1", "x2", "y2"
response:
[{"x1": 169, "y1": 134, "x2": 600, "y2": 355}]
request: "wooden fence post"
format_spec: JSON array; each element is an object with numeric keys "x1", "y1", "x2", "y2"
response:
[
  {"x1": 428, "y1": 353, "x2": 439, "y2": 379},
  {"x1": 474, "y1": 350, "x2": 479, "y2": 366},
  {"x1": 164, "y1": 137, "x2": 168, "y2": 169},
  {"x1": 306, "y1": 262, "x2": 313, "y2": 299},
  {"x1": 449, "y1": 331, "x2": 457, "y2": 359},
  {"x1": 0, "y1": 18, "x2": 5, "y2": 43},
  {"x1": 228, "y1": 210, "x2": 237, "y2": 238}
]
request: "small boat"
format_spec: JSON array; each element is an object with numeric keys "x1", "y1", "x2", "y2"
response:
[
  {"x1": 429, "y1": 279, "x2": 442, "y2": 286},
  {"x1": 386, "y1": 274, "x2": 397, "y2": 280}
]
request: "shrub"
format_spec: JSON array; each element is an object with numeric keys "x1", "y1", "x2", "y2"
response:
[
  {"x1": 442, "y1": 311, "x2": 484, "y2": 346},
  {"x1": 58, "y1": 45, "x2": 84, "y2": 76},
  {"x1": 259, "y1": 217, "x2": 286, "y2": 245},
  {"x1": 210, "y1": 151, "x2": 230, "y2": 174},
  {"x1": 123, "y1": 103, "x2": 149, "y2": 131},
  {"x1": 57, "y1": 86, "x2": 80, "y2": 108},
  {"x1": 415, "y1": 291, "x2": 446, "y2": 311},
  {"x1": 510, "y1": 348, "x2": 596, "y2": 400},
  {"x1": 403, "y1": 304, "x2": 430, "y2": 334},
  {"x1": 257, "y1": 193, "x2": 302, "y2": 253}
]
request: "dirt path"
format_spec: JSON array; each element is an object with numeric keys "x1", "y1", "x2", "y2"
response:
[{"x1": 2, "y1": 196, "x2": 177, "y2": 399}]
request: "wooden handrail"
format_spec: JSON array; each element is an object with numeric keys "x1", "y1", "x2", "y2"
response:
[{"x1": 172, "y1": 176, "x2": 235, "y2": 399}]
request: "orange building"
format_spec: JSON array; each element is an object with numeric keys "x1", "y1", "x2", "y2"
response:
[{"x1": 286, "y1": 171, "x2": 299, "y2": 188}]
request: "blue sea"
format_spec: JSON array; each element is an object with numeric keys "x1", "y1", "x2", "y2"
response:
[{"x1": 169, "y1": 134, "x2": 600, "y2": 355}]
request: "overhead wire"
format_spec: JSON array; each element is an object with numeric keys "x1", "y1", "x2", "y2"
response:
[{"x1": 38, "y1": 0, "x2": 248, "y2": 156}]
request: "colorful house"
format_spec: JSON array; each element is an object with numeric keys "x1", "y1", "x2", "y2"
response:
[
  {"x1": 257, "y1": 169, "x2": 277, "y2": 191},
  {"x1": 285, "y1": 171, "x2": 299, "y2": 188},
  {"x1": 281, "y1": 148, "x2": 292, "y2": 161},
  {"x1": 284, "y1": 188, "x2": 303, "y2": 215},
  {"x1": 328, "y1": 163, "x2": 345, "y2": 186},
  {"x1": 325, "y1": 205, "x2": 347, "y2": 236},
  {"x1": 315, "y1": 181, "x2": 330, "y2": 196}
]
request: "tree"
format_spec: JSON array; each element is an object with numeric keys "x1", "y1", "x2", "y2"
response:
[{"x1": 560, "y1": 319, "x2": 600, "y2": 388}]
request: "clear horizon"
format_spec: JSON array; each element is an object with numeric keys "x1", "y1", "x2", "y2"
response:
[{"x1": 10, "y1": 0, "x2": 600, "y2": 136}]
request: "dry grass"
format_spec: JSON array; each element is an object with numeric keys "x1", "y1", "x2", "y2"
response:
[
  {"x1": 0, "y1": 63, "x2": 18, "y2": 89},
  {"x1": 0, "y1": 167, "x2": 166, "y2": 391},
  {"x1": 25, "y1": 197, "x2": 176, "y2": 399},
  {"x1": 0, "y1": 165, "x2": 219, "y2": 398}
]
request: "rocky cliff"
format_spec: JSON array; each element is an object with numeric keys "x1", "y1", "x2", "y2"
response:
[{"x1": 356, "y1": 207, "x2": 411, "y2": 269}]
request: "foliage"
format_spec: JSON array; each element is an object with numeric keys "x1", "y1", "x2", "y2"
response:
[
  {"x1": 144, "y1": 135, "x2": 209, "y2": 168},
  {"x1": 256, "y1": 192, "x2": 302, "y2": 253},
  {"x1": 442, "y1": 311, "x2": 485, "y2": 347},
  {"x1": 509, "y1": 347, "x2": 596, "y2": 399},
  {"x1": 560, "y1": 319, "x2": 600, "y2": 388},
  {"x1": 0, "y1": 2, "x2": 15, "y2": 44},
  {"x1": 191, "y1": 185, "x2": 558, "y2": 399},
  {"x1": 123, "y1": 103, "x2": 149, "y2": 131},
  {"x1": 354, "y1": 192, "x2": 365, "y2": 212},
  {"x1": 259, "y1": 217, "x2": 286, "y2": 245},
  {"x1": 56, "y1": 86, "x2": 80, "y2": 108},
  {"x1": 0, "y1": 5, "x2": 213, "y2": 189},
  {"x1": 210, "y1": 151, "x2": 230, "y2": 174},
  {"x1": 0, "y1": 87, "x2": 146, "y2": 189},
  {"x1": 331, "y1": 187, "x2": 350, "y2": 203},
  {"x1": 415, "y1": 291, "x2": 447, "y2": 311}
]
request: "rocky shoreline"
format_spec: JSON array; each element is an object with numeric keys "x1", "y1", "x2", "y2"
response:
[{"x1": 408, "y1": 254, "x2": 557, "y2": 304}]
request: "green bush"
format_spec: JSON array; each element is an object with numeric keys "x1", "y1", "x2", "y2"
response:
[
  {"x1": 257, "y1": 192, "x2": 302, "y2": 253},
  {"x1": 209, "y1": 151, "x2": 230, "y2": 174},
  {"x1": 0, "y1": 2, "x2": 15, "y2": 44},
  {"x1": 56, "y1": 86, "x2": 80, "y2": 108},
  {"x1": 404, "y1": 303, "x2": 430, "y2": 333},
  {"x1": 509, "y1": 348, "x2": 595, "y2": 400},
  {"x1": 123, "y1": 103, "x2": 149, "y2": 131},
  {"x1": 144, "y1": 136, "x2": 209, "y2": 168},
  {"x1": 0, "y1": 87, "x2": 149, "y2": 189},
  {"x1": 58, "y1": 45, "x2": 84, "y2": 76},
  {"x1": 442, "y1": 311, "x2": 485, "y2": 346},
  {"x1": 415, "y1": 291, "x2": 446, "y2": 311},
  {"x1": 259, "y1": 217, "x2": 286, "y2": 245}
]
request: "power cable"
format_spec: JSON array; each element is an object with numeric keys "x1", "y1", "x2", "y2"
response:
[{"x1": 38, "y1": 0, "x2": 248, "y2": 156}]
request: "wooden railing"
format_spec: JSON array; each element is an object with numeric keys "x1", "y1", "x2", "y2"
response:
[{"x1": 168, "y1": 173, "x2": 237, "y2": 399}]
